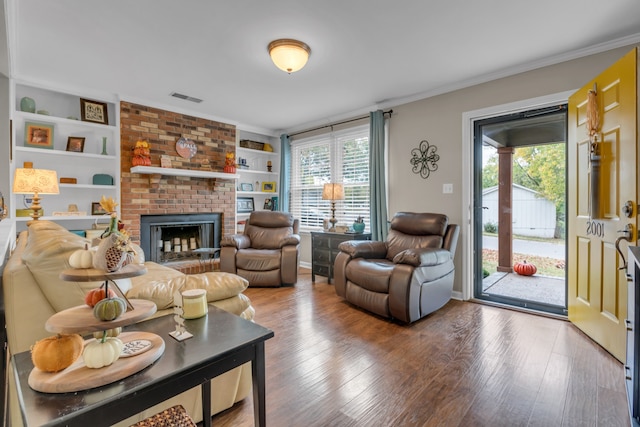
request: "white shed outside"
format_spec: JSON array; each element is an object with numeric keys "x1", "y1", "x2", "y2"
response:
[{"x1": 482, "y1": 184, "x2": 556, "y2": 238}]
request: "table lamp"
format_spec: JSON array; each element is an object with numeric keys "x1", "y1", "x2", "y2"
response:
[
  {"x1": 12, "y1": 168, "x2": 60, "y2": 223},
  {"x1": 322, "y1": 183, "x2": 344, "y2": 232}
]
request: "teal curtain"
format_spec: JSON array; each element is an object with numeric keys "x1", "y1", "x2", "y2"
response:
[
  {"x1": 279, "y1": 134, "x2": 291, "y2": 212},
  {"x1": 369, "y1": 110, "x2": 388, "y2": 240}
]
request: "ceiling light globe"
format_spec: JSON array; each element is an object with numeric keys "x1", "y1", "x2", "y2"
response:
[{"x1": 268, "y1": 39, "x2": 311, "y2": 74}]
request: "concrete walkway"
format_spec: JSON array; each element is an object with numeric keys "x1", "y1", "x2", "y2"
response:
[
  {"x1": 483, "y1": 272, "x2": 565, "y2": 307},
  {"x1": 482, "y1": 235, "x2": 566, "y2": 308}
]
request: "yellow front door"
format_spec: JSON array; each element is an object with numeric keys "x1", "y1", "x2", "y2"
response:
[{"x1": 568, "y1": 48, "x2": 638, "y2": 362}]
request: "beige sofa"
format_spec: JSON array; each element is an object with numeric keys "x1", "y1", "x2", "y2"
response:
[{"x1": 3, "y1": 221, "x2": 255, "y2": 426}]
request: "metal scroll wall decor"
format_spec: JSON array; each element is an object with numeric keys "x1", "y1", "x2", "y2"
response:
[{"x1": 410, "y1": 139, "x2": 440, "y2": 179}]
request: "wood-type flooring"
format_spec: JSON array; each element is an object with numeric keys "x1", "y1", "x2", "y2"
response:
[{"x1": 211, "y1": 268, "x2": 630, "y2": 426}]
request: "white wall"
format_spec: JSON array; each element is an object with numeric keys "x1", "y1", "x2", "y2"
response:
[
  {"x1": 298, "y1": 45, "x2": 639, "y2": 282},
  {"x1": 384, "y1": 44, "x2": 638, "y2": 294},
  {"x1": 0, "y1": 75, "x2": 9, "y2": 215}
]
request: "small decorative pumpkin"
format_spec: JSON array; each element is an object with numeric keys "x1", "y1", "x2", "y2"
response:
[
  {"x1": 69, "y1": 244, "x2": 94, "y2": 269},
  {"x1": 93, "y1": 297, "x2": 127, "y2": 321},
  {"x1": 85, "y1": 286, "x2": 117, "y2": 308},
  {"x1": 31, "y1": 333, "x2": 84, "y2": 373},
  {"x1": 83, "y1": 333, "x2": 123, "y2": 369},
  {"x1": 514, "y1": 260, "x2": 537, "y2": 276},
  {"x1": 93, "y1": 327, "x2": 122, "y2": 339}
]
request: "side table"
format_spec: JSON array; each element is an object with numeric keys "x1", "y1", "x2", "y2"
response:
[{"x1": 311, "y1": 231, "x2": 371, "y2": 284}]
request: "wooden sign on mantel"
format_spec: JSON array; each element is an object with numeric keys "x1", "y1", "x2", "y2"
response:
[{"x1": 160, "y1": 155, "x2": 172, "y2": 168}]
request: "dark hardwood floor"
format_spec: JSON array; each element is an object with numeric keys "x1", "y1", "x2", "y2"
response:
[{"x1": 212, "y1": 268, "x2": 630, "y2": 426}]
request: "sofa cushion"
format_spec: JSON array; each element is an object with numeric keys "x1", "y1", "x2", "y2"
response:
[
  {"x1": 22, "y1": 221, "x2": 102, "y2": 312},
  {"x1": 126, "y1": 268, "x2": 249, "y2": 310},
  {"x1": 22, "y1": 221, "x2": 145, "y2": 312}
]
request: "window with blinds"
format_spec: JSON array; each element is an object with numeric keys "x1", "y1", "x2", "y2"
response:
[{"x1": 290, "y1": 125, "x2": 369, "y2": 231}]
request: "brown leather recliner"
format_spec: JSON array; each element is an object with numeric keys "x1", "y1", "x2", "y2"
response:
[
  {"x1": 220, "y1": 211, "x2": 300, "y2": 287},
  {"x1": 334, "y1": 212, "x2": 459, "y2": 323}
]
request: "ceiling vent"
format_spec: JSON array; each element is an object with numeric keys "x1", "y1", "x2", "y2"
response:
[{"x1": 170, "y1": 92, "x2": 203, "y2": 103}]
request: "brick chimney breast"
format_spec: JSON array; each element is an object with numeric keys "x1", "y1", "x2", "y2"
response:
[{"x1": 120, "y1": 101, "x2": 236, "y2": 244}]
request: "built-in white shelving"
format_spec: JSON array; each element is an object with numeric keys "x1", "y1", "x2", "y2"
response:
[{"x1": 11, "y1": 82, "x2": 121, "y2": 232}]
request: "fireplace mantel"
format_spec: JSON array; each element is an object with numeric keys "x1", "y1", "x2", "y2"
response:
[{"x1": 130, "y1": 166, "x2": 239, "y2": 180}]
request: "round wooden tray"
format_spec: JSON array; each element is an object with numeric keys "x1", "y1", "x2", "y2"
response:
[
  {"x1": 59, "y1": 264, "x2": 147, "y2": 282},
  {"x1": 28, "y1": 331, "x2": 165, "y2": 393},
  {"x1": 45, "y1": 299, "x2": 157, "y2": 334}
]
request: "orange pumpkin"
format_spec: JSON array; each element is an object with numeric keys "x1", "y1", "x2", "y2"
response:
[
  {"x1": 514, "y1": 260, "x2": 537, "y2": 276},
  {"x1": 31, "y1": 334, "x2": 84, "y2": 372},
  {"x1": 85, "y1": 287, "x2": 117, "y2": 307},
  {"x1": 131, "y1": 155, "x2": 146, "y2": 166}
]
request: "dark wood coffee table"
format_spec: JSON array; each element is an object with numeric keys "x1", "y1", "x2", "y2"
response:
[{"x1": 11, "y1": 305, "x2": 274, "y2": 427}]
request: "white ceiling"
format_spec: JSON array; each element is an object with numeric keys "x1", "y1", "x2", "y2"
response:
[{"x1": 5, "y1": 0, "x2": 640, "y2": 135}]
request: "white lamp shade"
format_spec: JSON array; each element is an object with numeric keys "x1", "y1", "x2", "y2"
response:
[
  {"x1": 268, "y1": 39, "x2": 311, "y2": 73},
  {"x1": 13, "y1": 168, "x2": 60, "y2": 195},
  {"x1": 322, "y1": 183, "x2": 344, "y2": 201}
]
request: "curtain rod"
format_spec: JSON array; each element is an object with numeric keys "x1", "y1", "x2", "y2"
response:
[{"x1": 288, "y1": 109, "x2": 393, "y2": 138}]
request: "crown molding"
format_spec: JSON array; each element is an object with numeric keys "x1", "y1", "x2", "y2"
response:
[{"x1": 282, "y1": 33, "x2": 640, "y2": 136}]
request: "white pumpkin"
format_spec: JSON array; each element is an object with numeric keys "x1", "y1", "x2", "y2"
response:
[
  {"x1": 93, "y1": 327, "x2": 122, "y2": 339},
  {"x1": 83, "y1": 336, "x2": 123, "y2": 369},
  {"x1": 69, "y1": 244, "x2": 94, "y2": 269}
]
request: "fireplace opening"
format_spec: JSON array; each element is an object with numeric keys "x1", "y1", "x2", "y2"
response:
[{"x1": 140, "y1": 213, "x2": 222, "y2": 265}]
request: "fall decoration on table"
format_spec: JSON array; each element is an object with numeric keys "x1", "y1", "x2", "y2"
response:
[
  {"x1": 514, "y1": 260, "x2": 537, "y2": 276},
  {"x1": 93, "y1": 327, "x2": 122, "y2": 339},
  {"x1": 93, "y1": 196, "x2": 135, "y2": 272},
  {"x1": 85, "y1": 286, "x2": 117, "y2": 308},
  {"x1": 83, "y1": 331, "x2": 123, "y2": 369},
  {"x1": 131, "y1": 139, "x2": 151, "y2": 167},
  {"x1": 31, "y1": 333, "x2": 84, "y2": 373},
  {"x1": 93, "y1": 297, "x2": 127, "y2": 321},
  {"x1": 68, "y1": 244, "x2": 94, "y2": 269}
]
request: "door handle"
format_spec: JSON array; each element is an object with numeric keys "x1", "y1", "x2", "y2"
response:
[{"x1": 615, "y1": 224, "x2": 634, "y2": 270}]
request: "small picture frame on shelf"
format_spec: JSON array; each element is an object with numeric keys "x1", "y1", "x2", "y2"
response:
[
  {"x1": 262, "y1": 181, "x2": 276, "y2": 192},
  {"x1": 91, "y1": 202, "x2": 108, "y2": 216},
  {"x1": 263, "y1": 198, "x2": 273, "y2": 210},
  {"x1": 80, "y1": 98, "x2": 109, "y2": 125},
  {"x1": 237, "y1": 197, "x2": 255, "y2": 213},
  {"x1": 24, "y1": 121, "x2": 54, "y2": 149},
  {"x1": 66, "y1": 136, "x2": 85, "y2": 153},
  {"x1": 240, "y1": 183, "x2": 253, "y2": 192}
]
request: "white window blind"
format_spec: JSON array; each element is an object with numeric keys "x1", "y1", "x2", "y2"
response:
[{"x1": 290, "y1": 125, "x2": 369, "y2": 231}]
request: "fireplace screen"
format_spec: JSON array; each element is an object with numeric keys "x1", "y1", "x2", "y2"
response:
[{"x1": 140, "y1": 213, "x2": 222, "y2": 264}]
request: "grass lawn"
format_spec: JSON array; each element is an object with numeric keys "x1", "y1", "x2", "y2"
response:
[{"x1": 482, "y1": 249, "x2": 565, "y2": 278}]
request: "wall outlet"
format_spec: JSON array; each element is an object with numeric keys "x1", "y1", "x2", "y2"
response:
[{"x1": 443, "y1": 183, "x2": 453, "y2": 194}]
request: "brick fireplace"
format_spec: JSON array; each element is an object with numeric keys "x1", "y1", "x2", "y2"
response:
[{"x1": 119, "y1": 101, "x2": 236, "y2": 264}]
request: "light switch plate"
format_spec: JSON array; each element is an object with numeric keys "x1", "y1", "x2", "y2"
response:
[{"x1": 443, "y1": 183, "x2": 453, "y2": 194}]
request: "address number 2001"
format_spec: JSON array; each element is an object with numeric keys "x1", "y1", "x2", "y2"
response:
[{"x1": 586, "y1": 220, "x2": 605, "y2": 238}]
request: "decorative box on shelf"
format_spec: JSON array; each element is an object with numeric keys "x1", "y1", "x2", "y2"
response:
[{"x1": 239, "y1": 140, "x2": 265, "y2": 150}]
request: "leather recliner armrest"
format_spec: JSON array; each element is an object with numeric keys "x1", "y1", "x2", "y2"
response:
[
  {"x1": 279, "y1": 234, "x2": 301, "y2": 247},
  {"x1": 393, "y1": 247, "x2": 452, "y2": 267},
  {"x1": 220, "y1": 234, "x2": 251, "y2": 249},
  {"x1": 338, "y1": 240, "x2": 387, "y2": 259}
]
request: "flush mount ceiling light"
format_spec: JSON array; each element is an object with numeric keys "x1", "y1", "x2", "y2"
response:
[{"x1": 268, "y1": 39, "x2": 311, "y2": 73}]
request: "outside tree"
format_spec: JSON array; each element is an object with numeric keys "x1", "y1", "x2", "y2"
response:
[{"x1": 483, "y1": 143, "x2": 565, "y2": 238}]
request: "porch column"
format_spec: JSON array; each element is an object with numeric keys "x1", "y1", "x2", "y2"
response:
[{"x1": 497, "y1": 147, "x2": 513, "y2": 273}]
